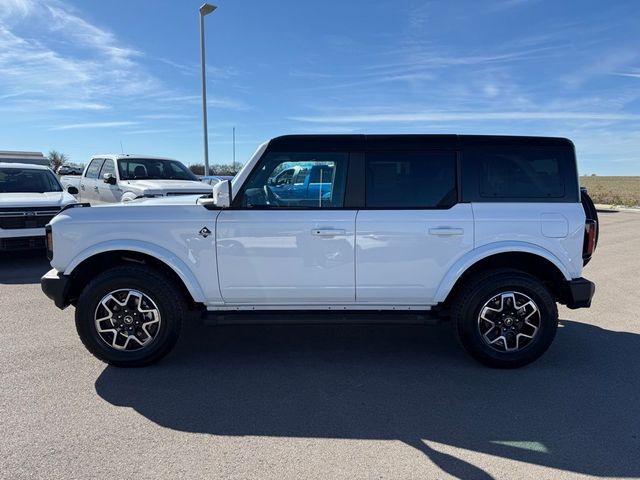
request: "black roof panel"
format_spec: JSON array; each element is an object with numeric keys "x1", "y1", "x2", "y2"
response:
[{"x1": 267, "y1": 134, "x2": 573, "y2": 151}]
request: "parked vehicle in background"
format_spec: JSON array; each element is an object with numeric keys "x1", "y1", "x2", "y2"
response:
[
  {"x1": 56, "y1": 164, "x2": 83, "y2": 176},
  {"x1": 268, "y1": 163, "x2": 334, "y2": 202},
  {"x1": 0, "y1": 162, "x2": 77, "y2": 251},
  {"x1": 0, "y1": 150, "x2": 50, "y2": 167},
  {"x1": 42, "y1": 135, "x2": 597, "y2": 368},
  {"x1": 60, "y1": 154, "x2": 212, "y2": 204},
  {"x1": 200, "y1": 175, "x2": 234, "y2": 186}
]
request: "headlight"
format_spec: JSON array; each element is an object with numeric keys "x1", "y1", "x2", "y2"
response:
[{"x1": 45, "y1": 225, "x2": 53, "y2": 260}]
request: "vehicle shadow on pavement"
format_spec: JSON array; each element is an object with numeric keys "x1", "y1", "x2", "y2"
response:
[
  {"x1": 95, "y1": 319, "x2": 640, "y2": 479},
  {"x1": 0, "y1": 250, "x2": 50, "y2": 284}
]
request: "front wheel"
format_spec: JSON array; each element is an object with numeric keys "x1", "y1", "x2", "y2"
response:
[
  {"x1": 75, "y1": 265, "x2": 185, "y2": 367},
  {"x1": 452, "y1": 269, "x2": 558, "y2": 368}
]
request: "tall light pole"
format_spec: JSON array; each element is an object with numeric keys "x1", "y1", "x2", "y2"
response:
[
  {"x1": 232, "y1": 126, "x2": 236, "y2": 172},
  {"x1": 199, "y1": 3, "x2": 217, "y2": 176}
]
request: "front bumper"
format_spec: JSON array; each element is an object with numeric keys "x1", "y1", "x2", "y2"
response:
[
  {"x1": 41, "y1": 268, "x2": 71, "y2": 309},
  {"x1": 0, "y1": 235, "x2": 45, "y2": 251},
  {"x1": 564, "y1": 277, "x2": 595, "y2": 309}
]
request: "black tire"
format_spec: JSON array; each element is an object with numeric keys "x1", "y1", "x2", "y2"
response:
[
  {"x1": 452, "y1": 269, "x2": 558, "y2": 368},
  {"x1": 75, "y1": 265, "x2": 185, "y2": 367}
]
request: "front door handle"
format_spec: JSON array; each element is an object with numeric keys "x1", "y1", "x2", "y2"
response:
[
  {"x1": 94, "y1": 186, "x2": 99, "y2": 191},
  {"x1": 312, "y1": 228, "x2": 346, "y2": 237},
  {"x1": 80, "y1": 185, "x2": 85, "y2": 191},
  {"x1": 429, "y1": 227, "x2": 464, "y2": 236}
]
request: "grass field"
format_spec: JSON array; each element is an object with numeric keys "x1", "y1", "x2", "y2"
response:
[{"x1": 580, "y1": 176, "x2": 640, "y2": 207}]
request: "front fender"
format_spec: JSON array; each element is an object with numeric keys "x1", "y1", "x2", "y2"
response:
[
  {"x1": 433, "y1": 241, "x2": 572, "y2": 303},
  {"x1": 120, "y1": 191, "x2": 140, "y2": 202},
  {"x1": 63, "y1": 239, "x2": 207, "y2": 303}
]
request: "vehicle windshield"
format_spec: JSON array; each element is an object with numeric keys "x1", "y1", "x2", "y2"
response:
[
  {"x1": 0, "y1": 167, "x2": 62, "y2": 193},
  {"x1": 118, "y1": 158, "x2": 198, "y2": 181}
]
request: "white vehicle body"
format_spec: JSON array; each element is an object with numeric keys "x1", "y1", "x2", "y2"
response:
[
  {"x1": 61, "y1": 154, "x2": 212, "y2": 204},
  {"x1": 0, "y1": 162, "x2": 77, "y2": 250},
  {"x1": 41, "y1": 135, "x2": 597, "y2": 367},
  {"x1": 44, "y1": 196, "x2": 585, "y2": 309}
]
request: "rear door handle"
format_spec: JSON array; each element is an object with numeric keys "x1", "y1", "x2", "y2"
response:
[
  {"x1": 312, "y1": 228, "x2": 346, "y2": 237},
  {"x1": 429, "y1": 227, "x2": 464, "y2": 236},
  {"x1": 94, "y1": 186, "x2": 99, "y2": 191},
  {"x1": 80, "y1": 185, "x2": 85, "y2": 191}
]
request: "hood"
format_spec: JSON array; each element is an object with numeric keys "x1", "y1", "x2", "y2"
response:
[
  {"x1": 102, "y1": 194, "x2": 207, "y2": 207},
  {"x1": 122, "y1": 179, "x2": 212, "y2": 193},
  {"x1": 0, "y1": 191, "x2": 76, "y2": 209}
]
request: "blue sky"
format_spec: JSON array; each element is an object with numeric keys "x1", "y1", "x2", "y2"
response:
[{"x1": 1, "y1": 0, "x2": 639, "y2": 174}]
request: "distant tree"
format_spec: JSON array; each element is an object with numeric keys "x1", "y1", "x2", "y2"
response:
[
  {"x1": 189, "y1": 163, "x2": 240, "y2": 176},
  {"x1": 48, "y1": 150, "x2": 68, "y2": 170},
  {"x1": 189, "y1": 164, "x2": 205, "y2": 176},
  {"x1": 591, "y1": 173, "x2": 597, "y2": 176}
]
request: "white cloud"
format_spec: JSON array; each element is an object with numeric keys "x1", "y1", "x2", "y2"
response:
[
  {"x1": 291, "y1": 111, "x2": 640, "y2": 124},
  {"x1": 483, "y1": 84, "x2": 500, "y2": 98},
  {"x1": 159, "y1": 94, "x2": 250, "y2": 111},
  {"x1": 0, "y1": 0, "x2": 33, "y2": 18},
  {"x1": 491, "y1": 0, "x2": 542, "y2": 10},
  {"x1": 51, "y1": 102, "x2": 110, "y2": 111},
  {"x1": 125, "y1": 128, "x2": 176, "y2": 135},
  {"x1": 0, "y1": 0, "x2": 160, "y2": 112},
  {"x1": 139, "y1": 113, "x2": 193, "y2": 120},
  {"x1": 50, "y1": 121, "x2": 139, "y2": 131},
  {"x1": 612, "y1": 72, "x2": 640, "y2": 79}
]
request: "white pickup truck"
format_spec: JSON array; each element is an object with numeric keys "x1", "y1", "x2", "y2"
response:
[
  {"x1": 60, "y1": 154, "x2": 212, "y2": 204},
  {"x1": 0, "y1": 162, "x2": 77, "y2": 251},
  {"x1": 41, "y1": 135, "x2": 597, "y2": 368}
]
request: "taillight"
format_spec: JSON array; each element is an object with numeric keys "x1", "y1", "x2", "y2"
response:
[
  {"x1": 583, "y1": 219, "x2": 597, "y2": 261},
  {"x1": 45, "y1": 225, "x2": 53, "y2": 260}
]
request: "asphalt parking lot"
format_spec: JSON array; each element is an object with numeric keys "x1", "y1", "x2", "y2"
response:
[{"x1": 1, "y1": 210, "x2": 639, "y2": 480}]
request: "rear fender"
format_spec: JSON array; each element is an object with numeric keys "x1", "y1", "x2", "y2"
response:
[{"x1": 434, "y1": 241, "x2": 572, "y2": 303}]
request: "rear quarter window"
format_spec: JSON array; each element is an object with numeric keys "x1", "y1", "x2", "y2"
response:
[{"x1": 461, "y1": 145, "x2": 579, "y2": 202}]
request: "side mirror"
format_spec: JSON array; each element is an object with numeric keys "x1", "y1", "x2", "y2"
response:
[
  {"x1": 67, "y1": 186, "x2": 79, "y2": 195},
  {"x1": 212, "y1": 179, "x2": 232, "y2": 208},
  {"x1": 103, "y1": 173, "x2": 116, "y2": 185}
]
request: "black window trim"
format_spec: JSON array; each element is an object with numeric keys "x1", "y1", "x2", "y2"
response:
[{"x1": 225, "y1": 137, "x2": 578, "y2": 211}]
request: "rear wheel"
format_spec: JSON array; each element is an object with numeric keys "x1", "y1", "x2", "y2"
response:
[
  {"x1": 452, "y1": 269, "x2": 558, "y2": 368},
  {"x1": 75, "y1": 265, "x2": 185, "y2": 367}
]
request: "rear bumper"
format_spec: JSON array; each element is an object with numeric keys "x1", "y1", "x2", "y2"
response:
[
  {"x1": 41, "y1": 268, "x2": 71, "y2": 310},
  {"x1": 564, "y1": 277, "x2": 595, "y2": 309}
]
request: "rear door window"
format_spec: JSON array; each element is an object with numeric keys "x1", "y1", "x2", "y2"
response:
[
  {"x1": 365, "y1": 151, "x2": 457, "y2": 208},
  {"x1": 85, "y1": 159, "x2": 104, "y2": 179}
]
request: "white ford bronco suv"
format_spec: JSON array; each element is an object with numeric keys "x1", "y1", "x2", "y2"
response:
[{"x1": 41, "y1": 135, "x2": 597, "y2": 368}]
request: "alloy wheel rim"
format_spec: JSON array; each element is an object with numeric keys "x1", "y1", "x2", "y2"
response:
[
  {"x1": 477, "y1": 291, "x2": 541, "y2": 352},
  {"x1": 94, "y1": 289, "x2": 161, "y2": 351}
]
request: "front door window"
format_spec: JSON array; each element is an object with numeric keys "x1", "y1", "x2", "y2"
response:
[{"x1": 237, "y1": 152, "x2": 348, "y2": 209}]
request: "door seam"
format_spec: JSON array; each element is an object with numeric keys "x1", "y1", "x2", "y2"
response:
[{"x1": 354, "y1": 209, "x2": 360, "y2": 302}]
